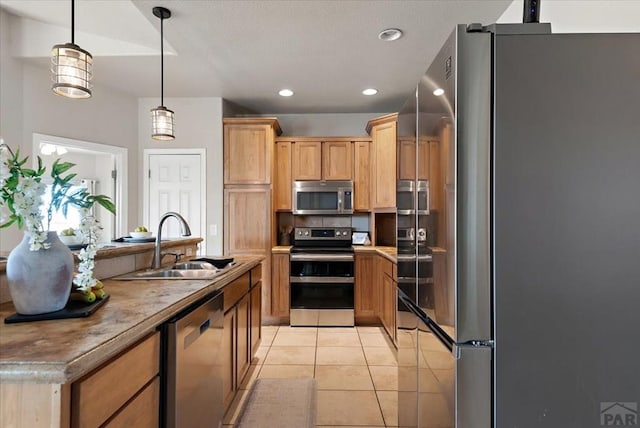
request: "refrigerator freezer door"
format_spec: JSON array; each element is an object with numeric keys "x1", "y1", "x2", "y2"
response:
[{"x1": 493, "y1": 33, "x2": 640, "y2": 426}]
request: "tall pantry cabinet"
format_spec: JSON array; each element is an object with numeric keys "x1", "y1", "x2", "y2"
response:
[{"x1": 223, "y1": 118, "x2": 282, "y2": 322}]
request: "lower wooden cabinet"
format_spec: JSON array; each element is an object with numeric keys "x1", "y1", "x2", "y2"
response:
[
  {"x1": 236, "y1": 293, "x2": 251, "y2": 383},
  {"x1": 72, "y1": 332, "x2": 160, "y2": 428},
  {"x1": 223, "y1": 266, "x2": 264, "y2": 413},
  {"x1": 222, "y1": 308, "x2": 236, "y2": 410},
  {"x1": 250, "y1": 281, "x2": 262, "y2": 355},
  {"x1": 103, "y1": 378, "x2": 159, "y2": 428},
  {"x1": 377, "y1": 255, "x2": 397, "y2": 346},
  {"x1": 271, "y1": 252, "x2": 290, "y2": 320},
  {"x1": 355, "y1": 252, "x2": 377, "y2": 323}
]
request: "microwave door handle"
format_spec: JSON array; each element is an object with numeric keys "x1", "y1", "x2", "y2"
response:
[{"x1": 337, "y1": 190, "x2": 343, "y2": 212}]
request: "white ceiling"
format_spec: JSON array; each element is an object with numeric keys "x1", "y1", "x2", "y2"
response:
[{"x1": 1, "y1": 0, "x2": 639, "y2": 114}]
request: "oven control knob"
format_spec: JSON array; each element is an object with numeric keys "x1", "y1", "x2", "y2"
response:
[{"x1": 304, "y1": 231, "x2": 309, "y2": 236}]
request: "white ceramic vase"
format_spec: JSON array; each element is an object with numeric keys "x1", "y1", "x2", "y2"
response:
[{"x1": 6, "y1": 231, "x2": 74, "y2": 315}]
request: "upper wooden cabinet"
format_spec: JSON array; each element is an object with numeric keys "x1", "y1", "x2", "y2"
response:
[
  {"x1": 292, "y1": 141, "x2": 322, "y2": 180},
  {"x1": 398, "y1": 139, "x2": 433, "y2": 181},
  {"x1": 367, "y1": 114, "x2": 398, "y2": 210},
  {"x1": 289, "y1": 139, "x2": 354, "y2": 181},
  {"x1": 321, "y1": 141, "x2": 353, "y2": 180},
  {"x1": 223, "y1": 118, "x2": 282, "y2": 185},
  {"x1": 353, "y1": 141, "x2": 371, "y2": 211},
  {"x1": 274, "y1": 141, "x2": 292, "y2": 211}
]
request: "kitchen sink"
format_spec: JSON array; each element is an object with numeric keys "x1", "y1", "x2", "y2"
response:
[{"x1": 112, "y1": 260, "x2": 238, "y2": 280}]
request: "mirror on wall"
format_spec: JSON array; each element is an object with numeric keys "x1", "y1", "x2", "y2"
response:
[{"x1": 32, "y1": 133, "x2": 128, "y2": 243}]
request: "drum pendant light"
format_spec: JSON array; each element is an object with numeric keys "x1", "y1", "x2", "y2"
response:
[
  {"x1": 51, "y1": 0, "x2": 93, "y2": 99},
  {"x1": 151, "y1": 6, "x2": 175, "y2": 141}
]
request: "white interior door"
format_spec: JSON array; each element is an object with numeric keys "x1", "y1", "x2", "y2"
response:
[{"x1": 147, "y1": 153, "x2": 202, "y2": 246}]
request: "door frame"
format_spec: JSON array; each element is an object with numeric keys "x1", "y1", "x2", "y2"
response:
[
  {"x1": 32, "y1": 133, "x2": 128, "y2": 240},
  {"x1": 143, "y1": 148, "x2": 207, "y2": 251}
]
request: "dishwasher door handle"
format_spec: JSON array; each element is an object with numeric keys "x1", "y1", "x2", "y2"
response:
[{"x1": 184, "y1": 315, "x2": 216, "y2": 350}]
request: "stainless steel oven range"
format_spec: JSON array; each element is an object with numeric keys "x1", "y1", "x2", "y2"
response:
[{"x1": 289, "y1": 227, "x2": 354, "y2": 326}]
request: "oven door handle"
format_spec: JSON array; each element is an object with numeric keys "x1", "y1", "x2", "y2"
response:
[
  {"x1": 290, "y1": 254, "x2": 354, "y2": 262},
  {"x1": 290, "y1": 277, "x2": 354, "y2": 284}
]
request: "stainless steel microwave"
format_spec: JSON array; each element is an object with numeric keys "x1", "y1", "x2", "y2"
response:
[{"x1": 292, "y1": 181, "x2": 354, "y2": 215}]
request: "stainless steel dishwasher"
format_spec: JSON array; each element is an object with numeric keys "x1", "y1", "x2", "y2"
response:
[{"x1": 164, "y1": 291, "x2": 223, "y2": 428}]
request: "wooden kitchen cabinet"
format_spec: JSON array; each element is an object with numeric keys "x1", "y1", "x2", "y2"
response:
[
  {"x1": 274, "y1": 141, "x2": 292, "y2": 210},
  {"x1": 222, "y1": 308, "x2": 236, "y2": 409},
  {"x1": 250, "y1": 278, "x2": 262, "y2": 356},
  {"x1": 291, "y1": 139, "x2": 353, "y2": 181},
  {"x1": 223, "y1": 118, "x2": 282, "y2": 185},
  {"x1": 224, "y1": 187, "x2": 271, "y2": 255},
  {"x1": 292, "y1": 140, "x2": 322, "y2": 180},
  {"x1": 222, "y1": 270, "x2": 262, "y2": 413},
  {"x1": 72, "y1": 332, "x2": 160, "y2": 428},
  {"x1": 353, "y1": 140, "x2": 371, "y2": 211},
  {"x1": 398, "y1": 139, "x2": 431, "y2": 181},
  {"x1": 377, "y1": 255, "x2": 397, "y2": 345},
  {"x1": 322, "y1": 141, "x2": 353, "y2": 180},
  {"x1": 271, "y1": 252, "x2": 290, "y2": 320},
  {"x1": 367, "y1": 114, "x2": 398, "y2": 209},
  {"x1": 355, "y1": 252, "x2": 377, "y2": 323},
  {"x1": 236, "y1": 293, "x2": 251, "y2": 383}
]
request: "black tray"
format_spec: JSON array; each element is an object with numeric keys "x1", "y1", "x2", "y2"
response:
[
  {"x1": 190, "y1": 257, "x2": 234, "y2": 269},
  {"x1": 67, "y1": 243, "x2": 89, "y2": 251},
  {"x1": 122, "y1": 237, "x2": 156, "y2": 243},
  {"x1": 4, "y1": 294, "x2": 110, "y2": 324}
]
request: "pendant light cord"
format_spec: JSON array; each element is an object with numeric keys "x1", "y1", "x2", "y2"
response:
[
  {"x1": 71, "y1": 0, "x2": 75, "y2": 44},
  {"x1": 160, "y1": 14, "x2": 164, "y2": 106}
]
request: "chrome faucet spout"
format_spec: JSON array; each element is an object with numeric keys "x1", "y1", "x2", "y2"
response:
[{"x1": 152, "y1": 211, "x2": 192, "y2": 269}]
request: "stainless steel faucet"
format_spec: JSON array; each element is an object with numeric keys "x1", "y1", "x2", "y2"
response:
[{"x1": 152, "y1": 211, "x2": 192, "y2": 269}]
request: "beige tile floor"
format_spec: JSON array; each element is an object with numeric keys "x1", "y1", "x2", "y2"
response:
[{"x1": 223, "y1": 325, "x2": 398, "y2": 427}]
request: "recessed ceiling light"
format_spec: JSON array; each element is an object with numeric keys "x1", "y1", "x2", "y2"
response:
[
  {"x1": 433, "y1": 88, "x2": 445, "y2": 96},
  {"x1": 362, "y1": 88, "x2": 378, "y2": 96},
  {"x1": 278, "y1": 89, "x2": 294, "y2": 97},
  {"x1": 378, "y1": 28, "x2": 403, "y2": 42}
]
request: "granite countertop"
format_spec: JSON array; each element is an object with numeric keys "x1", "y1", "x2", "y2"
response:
[{"x1": 0, "y1": 255, "x2": 262, "y2": 384}]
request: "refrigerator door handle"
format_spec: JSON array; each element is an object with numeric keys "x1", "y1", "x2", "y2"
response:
[{"x1": 398, "y1": 290, "x2": 454, "y2": 352}]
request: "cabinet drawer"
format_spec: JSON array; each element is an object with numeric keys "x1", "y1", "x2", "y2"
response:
[
  {"x1": 104, "y1": 377, "x2": 159, "y2": 428},
  {"x1": 224, "y1": 272, "x2": 250, "y2": 313},
  {"x1": 72, "y1": 332, "x2": 160, "y2": 428},
  {"x1": 251, "y1": 264, "x2": 262, "y2": 287}
]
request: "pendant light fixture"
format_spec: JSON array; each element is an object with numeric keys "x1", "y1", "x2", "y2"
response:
[
  {"x1": 51, "y1": 0, "x2": 93, "y2": 99},
  {"x1": 151, "y1": 6, "x2": 175, "y2": 141}
]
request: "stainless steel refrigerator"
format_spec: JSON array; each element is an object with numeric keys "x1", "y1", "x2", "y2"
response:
[{"x1": 396, "y1": 23, "x2": 640, "y2": 428}]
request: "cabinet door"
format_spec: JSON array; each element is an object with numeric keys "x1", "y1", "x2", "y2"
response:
[
  {"x1": 292, "y1": 141, "x2": 322, "y2": 180},
  {"x1": 322, "y1": 141, "x2": 353, "y2": 180},
  {"x1": 224, "y1": 124, "x2": 273, "y2": 184},
  {"x1": 236, "y1": 294, "x2": 251, "y2": 384},
  {"x1": 103, "y1": 377, "x2": 159, "y2": 428},
  {"x1": 224, "y1": 187, "x2": 271, "y2": 254},
  {"x1": 222, "y1": 309, "x2": 236, "y2": 410},
  {"x1": 381, "y1": 273, "x2": 394, "y2": 335},
  {"x1": 271, "y1": 253, "x2": 290, "y2": 318},
  {"x1": 274, "y1": 141, "x2": 292, "y2": 210},
  {"x1": 353, "y1": 141, "x2": 371, "y2": 211},
  {"x1": 397, "y1": 139, "x2": 416, "y2": 181},
  {"x1": 373, "y1": 121, "x2": 397, "y2": 209},
  {"x1": 398, "y1": 139, "x2": 430, "y2": 181},
  {"x1": 250, "y1": 282, "x2": 262, "y2": 357},
  {"x1": 355, "y1": 253, "x2": 376, "y2": 320}
]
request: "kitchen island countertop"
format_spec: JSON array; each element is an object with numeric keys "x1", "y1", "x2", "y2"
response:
[{"x1": 0, "y1": 255, "x2": 263, "y2": 384}]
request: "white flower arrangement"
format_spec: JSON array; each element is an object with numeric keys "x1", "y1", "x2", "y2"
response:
[{"x1": 1, "y1": 139, "x2": 115, "y2": 293}]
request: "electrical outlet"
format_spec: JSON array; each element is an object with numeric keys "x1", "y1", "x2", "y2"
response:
[{"x1": 209, "y1": 224, "x2": 218, "y2": 236}]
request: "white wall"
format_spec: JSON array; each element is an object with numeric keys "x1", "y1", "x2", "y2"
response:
[
  {"x1": 138, "y1": 97, "x2": 224, "y2": 255},
  {"x1": 0, "y1": 8, "x2": 139, "y2": 251}
]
